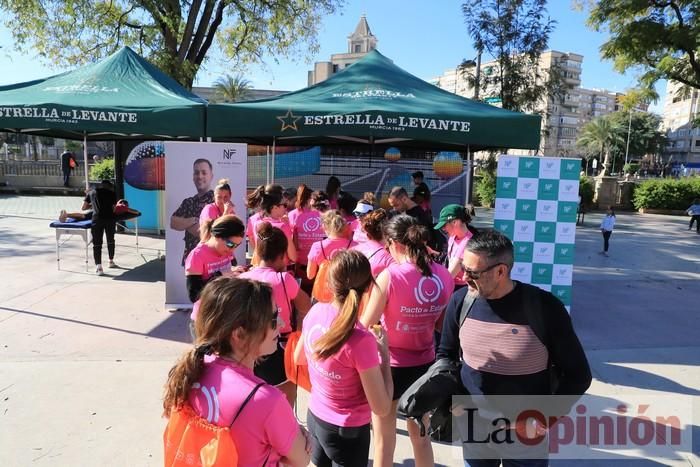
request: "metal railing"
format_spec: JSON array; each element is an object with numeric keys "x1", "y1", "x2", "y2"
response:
[{"x1": 0, "y1": 160, "x2": 64, "y2": 176}]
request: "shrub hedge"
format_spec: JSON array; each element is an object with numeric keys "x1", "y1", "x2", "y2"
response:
[
  {"x1": 632, "y1": 178, "x2": 700, "y2": 210},
  {"x1": 89, "y1": 157, "x2": 115, "y2": 181},
  {"x1": 475, "y1": 171, "x2": 496, "y2": 207},
  {"x1": 579, "y1": 176, "x2": 595, "y2": 208}
]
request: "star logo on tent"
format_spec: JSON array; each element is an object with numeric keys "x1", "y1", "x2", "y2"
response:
[{"x1": 276, "y1": 109, "x2": 301, "y2": 131}]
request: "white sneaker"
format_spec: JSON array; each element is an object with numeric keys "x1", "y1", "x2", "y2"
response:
[
  {"x1": 96, "y1": 265, "x2": 104, "y2": 276},
  {"x1": 108, "y1": 260, "x2": 118, "y2": 269}
]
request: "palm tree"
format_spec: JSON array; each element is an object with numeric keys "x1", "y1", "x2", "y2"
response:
[
  {"x1": 576, "y1": 117, "x2": 624, "y2": 176},
  {"x1": 213, "y1": 74, "x2": 252, "y2": 102}
]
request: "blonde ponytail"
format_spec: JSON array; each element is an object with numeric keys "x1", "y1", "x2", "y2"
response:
[{"x1": 314, "y1": 289, "x2": 361, "y2": 360}]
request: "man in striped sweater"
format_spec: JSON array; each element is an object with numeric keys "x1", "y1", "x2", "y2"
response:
[{"x1": 437, "y1": 229, "x2": 591, "y2": 466}]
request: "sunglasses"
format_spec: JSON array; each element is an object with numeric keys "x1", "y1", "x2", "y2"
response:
[
  {"x1": 224, "y1": 239, "x2": 241, "y2": 249},
  {"x1": 462, "y1": 262, "x2": 504, "y2": 280}
]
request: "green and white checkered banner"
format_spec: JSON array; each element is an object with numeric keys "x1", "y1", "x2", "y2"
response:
[{"x1": 493, "y1": 155, "x2": 580, "y2": 311}]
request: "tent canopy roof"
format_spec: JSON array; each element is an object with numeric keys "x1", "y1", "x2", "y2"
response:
[
  {"x1": 0, "y1": 47, "x2": 206, "y2": 140},
  {"x1": 207, "y1": 50, "x2": 541, "y2": 150}
]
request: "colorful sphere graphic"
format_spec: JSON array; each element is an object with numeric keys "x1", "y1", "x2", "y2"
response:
[
  {"x1": 124, "y1": 141, "x2": 165, "y2": 190},
  {"x1": 433, "y1": 151, "x2": 463, "y2": 179},
  {"x1": 384, "y1": 147, "x2": 401, "y2": 162}
]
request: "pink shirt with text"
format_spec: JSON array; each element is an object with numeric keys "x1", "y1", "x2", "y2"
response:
[
  {"x1": 188, "y1": 357, "x2": 298, "y2": 466},
  {"x1": 307, "y1": 237, "x2": 357, "y2": 267},
  {"x1": 251, "y1": 216, "x2": 293, "y2": 247},
  {"x1": 186, "y1": 243, "x2": 233, "y2": 320},
  {"x1": 302, "y1": 302, "x2": 380, "y2": 427},
  {"x1": 448, "y1": 232, "x2": 473, "y2": 286},
  {"x1": 382, "y1": 261, "x2": 454, "y2": 367},
  {"x1": 288, "y1": 208, "x2": 325, "y2": 265},
  {"x1": 352, "y1": 240, "x2": 395, "y2": 277},
  {"x1": 240, "y1": 266, "x2": 299, "y2": 334}
]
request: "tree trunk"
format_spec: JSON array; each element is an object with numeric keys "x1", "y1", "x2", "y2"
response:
[{"x1": 601, "y1": 149, "x2": 611, "y2": 176}]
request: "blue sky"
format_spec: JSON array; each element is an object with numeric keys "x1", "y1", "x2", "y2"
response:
[{"x1": 0, "y1": 0, "x2": 665, "y2": 112}]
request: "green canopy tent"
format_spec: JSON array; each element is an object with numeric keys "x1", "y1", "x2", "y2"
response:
[
  {"x1": 0, "y1": 46, "x2": 206, "y2": 188},
  {"x1": 207, "y1": 49, "x2": 540, "y2": 149},
  {"x1": 207, "y1": 50, "x2": 540, "y2": 196}
]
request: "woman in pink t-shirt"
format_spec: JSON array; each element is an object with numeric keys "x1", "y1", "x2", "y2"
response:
[
  {"x1": 199, "y1": 178, "x2": 236, "y2": 225},
  {"x1": 163, "y1": 277, "x2": 311, "y2": 467},
  {"x1": 434, "y1": 203, "x2": 478, "y2": 290},
  {"x1": 352, "y1": 208, "x2": 395, "y2": 277},
  {"x1": 325, "y1": 176, "x2": 341, "y2": 210},
  {"x1": 248, "y1": 184, "x2": 296, "y2": 264},
  {"x1": 240, "y1": 222, "x2": 312, "y2": 406},
  {"x1": 185, "y1": 215, "x2": 246, "y2": 330},
  {"x1": 288, "y1": 187, "x2": 329, "y2": 293},
  {"x1": 306, "y1": 210, "x2": 356, "y2": 281},
  {"x1": 295, "y1": 250, "x2": 393, "y2": 467},
  {"x1": 361, "y1": 214, "x2": 455, "y2": 467}
]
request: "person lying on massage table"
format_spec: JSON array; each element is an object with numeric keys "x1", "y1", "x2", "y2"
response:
[{"x1": 58, "y1": 199, "x2": 139, "y2": 223}]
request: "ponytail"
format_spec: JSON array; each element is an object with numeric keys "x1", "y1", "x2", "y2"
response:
[
  {"x1": 385, "y1": 214, "x2": 433, "y2": 277},
  {"x1": 199, "y1": 218, "x2": 215, "y2": 242},
  {"x1": 313, "y1": 250, "x2": 372, "y2": 360},
  {"x1": 162, "y1": 346, "x2": 208, "y2": 416},
  {"x1": 246, "y1": 184, "x2": 265, "y2": 209},
  {"x1": 296, "y1": 184, "x2": 313, "y2": 210},
  {"x1": 314, "y1": 289, "x2": 361, "y2": 360}
]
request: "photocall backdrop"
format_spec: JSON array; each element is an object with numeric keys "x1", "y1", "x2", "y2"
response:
[
  {"x1": 165, "y1": 142, "x2": 248, "y2": 308},
  {"x1": 493, "y1": 155, "x2": 580, "y2": 311}
]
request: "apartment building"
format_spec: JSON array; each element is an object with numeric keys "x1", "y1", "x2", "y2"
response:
[
  {"x1": 307, "y1": 15, "x2": 378, "y2": 86},
  {"x1": 662, "y1": 81, "x2": 700, "y2": 164}
]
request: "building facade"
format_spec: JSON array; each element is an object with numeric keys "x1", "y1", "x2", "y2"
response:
[
  {"x1": 430, "y1": 51, "x2": 628, "y2": 158},
  {"x1": 662, "y1": 81, "x2": 700, "y2": 164},
  {"x1": 307, "y1": 15, "x2": 378, "y2": 86}
]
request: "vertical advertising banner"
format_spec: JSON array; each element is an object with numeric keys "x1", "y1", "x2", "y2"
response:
[
  {"x1": 494, "y1": 155, "x2": 579, "y2": 311},
  {"x1": 165, "y1": 142, "x2": 248, "y2": 308}
]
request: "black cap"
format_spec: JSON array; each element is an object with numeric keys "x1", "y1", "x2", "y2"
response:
[{"x1": 412, "y1": 171, "x2": 424, "y2": 179}]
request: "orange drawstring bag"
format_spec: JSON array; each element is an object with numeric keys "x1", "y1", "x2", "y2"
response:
[
  {"x1": 283, "y1": 331, "x2": 312, "y2": 392},
  {"x1": 164, "y1": 383, "x2": 264, "y2": 467}
]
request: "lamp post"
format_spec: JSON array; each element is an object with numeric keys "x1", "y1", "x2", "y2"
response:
[{"x1": 624, "y1": 108, "x2": 632, "y2": 166}]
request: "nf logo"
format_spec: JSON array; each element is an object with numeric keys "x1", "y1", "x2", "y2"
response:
[
  {"x1": 541, "y1": 226, "x2": 550, "y2": 233},
  {"x1": 567, "y1": 163, "x2": 575, "y2": 170},
  {"x1": 303, "y1": 217, "x2": 321, "y2": 232},
  {"x1": 544, "y1": 184, "x2": 553, "y2": 191},
  {"x1": 563, "y1": 227, "x2": 570, "y2": 233},
  {"x1": 538, "y1": 268, "x2": 547, "y2": 275},
  {"x1": 525, "y1": 161, "x2": 534, "y2": 168},
  {"x1": 540, "y1": 247, "x2": 548, "y2": 254},
  {"x1": 500, "y1": 224, "x2": 509, "y2": 230},
  {"x1": 505, "y1": 160, "x2": 512, "y2": 167},
  {"x1": 546, "y1": 162, "x2": 554, "y2": 169},
  {"x1": 543, "y1": 205, "x2": 552, "y2": 212},
  {"x1": 524, "y1": 183, "x2": 532, "y2": 189},
  {"x1": 520, "y1": 225, "x2": 529, "y2": 232},
  {"x1": 559, "y1": 269, "x2": 568, "y2": 276},
  {"x1": 223, "y1": 148, "x2": 237, "y2": 159},
  {"x1": 414, "y1": 276, "x2": 444, "y2": 305},
  {"x1": 564, "y1": 206, "x2": 573, "y2": 213},
  {"x1": 565, "y1": 184, "x2": 574, "y2": 191},
  {"x1": 503, "y1": 182, "x2": 512, "y2": 189},
  {"x1": 519, "y1": 246, "x2": 528, "y2": 253},
  {"x1": 561, "y1": 248, "x2": 569, "y2": 255},
  {"x1": 501, "y1": 203, "x2": 510, "y2": 210},
  {"x1": 557, "y1": 290, "x2": 566, "y2": 297},
  {"x1": 522, "y1": 204, "x2": 531, "y2": 211},
  {"x1": 518, "y1": 267, "x2": 525, "y2": 274}
]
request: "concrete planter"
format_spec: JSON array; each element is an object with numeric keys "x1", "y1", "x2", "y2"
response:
[{"x1": 638, "y1": 208, "x2": 688, "y2": 216}]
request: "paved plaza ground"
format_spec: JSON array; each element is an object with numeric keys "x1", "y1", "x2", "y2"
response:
[{"x1": 0, "y1": 194, "x2": 698, "y2": 466}]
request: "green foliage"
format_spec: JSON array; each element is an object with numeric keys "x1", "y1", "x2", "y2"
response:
[
  {"x1": 461, "y1": 0, "x2": 565, "y2": 113},
  {"x1": 475, "y1": 171, "x2": 497, "y2": 207},
  {"x1": 0, "y1": 0, "x2": 343, "y2": 88},
  {"x1": 90, "y1": 157, "x2": 115, "y2": 181},
  {"x1": 213, "y1": 74, "x2": 252, "y2": 102},
  {"x1": 576, "y1": 117, "x2": 624, "y2": 175},
  {"x1": 623, "y1": 163, "x2": 639, "y2": 175},
  {"x1": 632, "y1": 178, "x2": 700, "y2": 211},
  {"x1": 585, "y1": 0, "x2": 700, "y2": 91},
  {"x1": 579, "y1": 176, "x2": 594, "y2": 208}
]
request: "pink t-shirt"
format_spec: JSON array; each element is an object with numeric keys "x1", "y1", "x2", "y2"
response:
[
  {"x1": 302, "y1": 302, "x2": 380, "y2": 427},
  {"x1": 328, "y1": 196, "x2": 338, "y2": 210},
  {"x1": 188, "y1": 357, "x2": 298, "y2": 466},
  {"x1": 307, "y1": 237, "x2": 357, "y2": 267},
  {"x1": 448, "y1": 232, "x2": 473, "y2": 286},
  {"x1": 186, "y1": 243, "x2": 233, "y2": 320},
  {"x1": 199, "y1": 203, "x2": 224, "y2": 225},
  {"x1": 382, "y1": 262, "x2": 455, "y2": 367},
  {"x1": 252, "y1": 216, "x2": 293, "y2": 247},
  {"x1": 349, "y1": 219, "x2": 368, "y2": 243},
  {"x1": 352, "y1": 240, "x2": 395, "y2": 277},
  {"x1": 240, "y1": 266, "x2": 300, "y2": 334},
  {"x1": 246, "y1": 211, "x2": 262, "y2": 245},
  {"x1": 288, "y1": 208, "x2": 325, "y2": 265}
]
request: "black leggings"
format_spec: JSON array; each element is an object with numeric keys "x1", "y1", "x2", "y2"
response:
[
  {"x1": 602, "y1": 230, "x2": 612, "y2": 252},
  {"x1": 690, "y1": 215, "x2": 700, "y2": 232},
  {"x1": 307, "y1": 410, "x2": 371, "y2": 467},
  {"x1": 92, "y1": 220, "x2": 116, "y2": 265}
]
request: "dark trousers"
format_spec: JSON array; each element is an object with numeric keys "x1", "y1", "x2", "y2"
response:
[
  {"x1": 91, "y1": 220, "x2": 116, "y2": 265},
  {"x1": 602, "y1": 230, "x2": 612, "y2": 252},
  {"x1": 307, "y1": 410, "x2": 371, "y2": 467},
  {"x1": 690, "y1": 215, "x2": 700, "y2": 232},
  {"x1": 62, "y1": 168, "x2": 71, "y2": 187}
]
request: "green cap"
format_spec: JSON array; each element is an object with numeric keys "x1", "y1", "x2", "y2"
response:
[{"x1": 434, "y1": 204, "x2": 464, "y2": 230}]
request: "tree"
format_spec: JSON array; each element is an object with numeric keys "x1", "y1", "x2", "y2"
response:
[
  {"x1": 213, "y1": 74, "x2": 252, "y2": 102},
  {"x1": 584, "y1": 0, "x2": 700, "y2": 92},
  {"x1": 461, "y1": 0, "x2": 565, "y2": 113},
  {"x1": 576, "y1": 117, "x2": 624, "y2": 176},
  {"x1": 0, "y1": 0, "x2": 343, "y2": 89},
  {"x1": 605, "y1": 111, "x2": 666, "y2": 170}
]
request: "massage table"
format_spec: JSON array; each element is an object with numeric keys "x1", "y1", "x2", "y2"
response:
[{"x1": 49, "y1": 213, "x2": 141, "y2": 270}]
